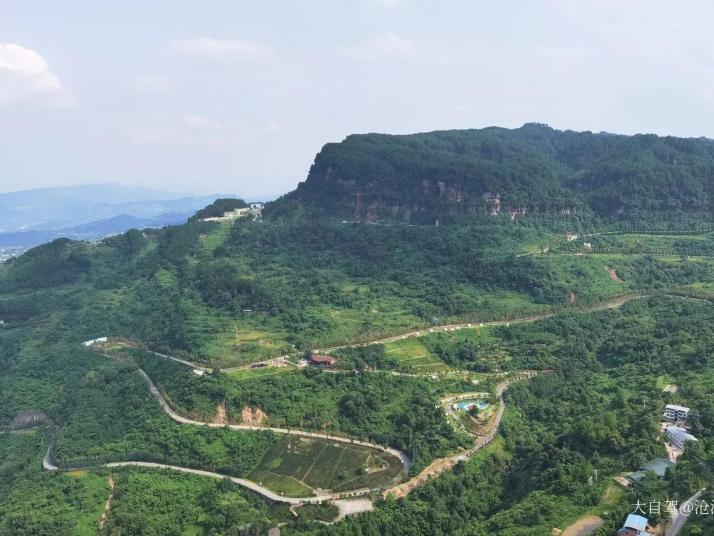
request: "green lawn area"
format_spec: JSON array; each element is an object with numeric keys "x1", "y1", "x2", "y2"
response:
[
  {"x1": 225, "y1": 365, "x2": 296, "y2": 380},
  {"x1": 248, "y1": 435, "x2": 403, "y2": 496}
]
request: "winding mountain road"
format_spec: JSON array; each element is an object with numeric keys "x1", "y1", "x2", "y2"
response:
[
  {"x1": 134, "y1": 367, "x2": 412, "y2": 472},
  {"x1": 666, "y1": 489, "x2": 706, "y2": 536},
  {"x1": 383, "y1": 372, "x2": 537, "y2": 498},
  {"x1": 43, "y1": 360, "x2": 411, "y2": 507},
  {"x1": 57, "y1": 294, "x2": 643, "y2": 509},
  {"x1": 127, "y1": 293, "x2": 646, "y2": 374},
  {"x1": 103, "y1": 462, "x2": 374, "y2": 505}
]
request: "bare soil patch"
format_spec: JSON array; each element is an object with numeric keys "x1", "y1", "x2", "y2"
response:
[{"x1": 561, "y1": 515, "x2": 603, "y2": 536}]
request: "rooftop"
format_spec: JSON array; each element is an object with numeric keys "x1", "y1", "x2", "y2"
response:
[
  {"x1": 665, "y1": 404, "x2": 690, "y2": 412},
  {"x1": 623, "y1": 513, "x2": 648, "y2": 531},
  {"x1": 666, "y1": 425, "x2": 698, "y2": 443},
  {"x1": 311, "y1": 354, "x2": 336, "y2": 363},
  {"x1": 626, "y1": 457, "x2": 675, "y2": 482}
]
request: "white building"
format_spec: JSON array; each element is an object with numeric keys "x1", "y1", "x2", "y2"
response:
[
  {"x1": 82, "y1": 336, "x2": 108, "y2": 347},
  {"x1": 664, "y1": 404, "x2": 691, "y2": 422},
  {"x1": 665, "y1": 425, "x2": 698, "y2": 449},
  {"x1": 618, "y1": 514, "x2": 650, "y2": 535},
  {"x1": 250, "y1": 202, "x2": 265, "y2": 210}
]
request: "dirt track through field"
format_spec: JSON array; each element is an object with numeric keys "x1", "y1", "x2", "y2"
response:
[{"x1": 561, "y1": 515, "x2": 603, "y2": 536}]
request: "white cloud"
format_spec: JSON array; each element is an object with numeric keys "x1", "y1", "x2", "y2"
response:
[
  {"x1": 376, "y1": 0, "x2": 402, "y2": 7},
  {"x1": 171, "y1": 37, "x2": 266, "y2": 60},
  {"x1": 129, "y1": 113, "x2": 238, "y2": 145},
  {"x1": 130, "y1": 73, "x2": 175, "y2": 92},
  {"x1": 182, "y1": 113, "x2": 223, "y2": 130},
  {"x1": 0, "y1": 43, "x2": 71, "y2": 106},
  {"x1": 342, "y1": 33, "x2": 415, "y2": 60},
  {"x1": 128, "y1": 124, "x2": 187, "y2": 145}
]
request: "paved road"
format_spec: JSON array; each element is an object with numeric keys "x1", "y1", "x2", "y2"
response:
[
  {"x1": 43, "y1": 365, "x2": 407, "y2": 506},
  {"x1": 125, "y1": 293, "x2": 645, "y2": 374},
  {"x1": 318, "y1": 294, "x2": 644, "y2": 354},
  {"x1": 42, "y1": 444, "x2": 58, "y2": 471},
  {"x1": 104, "y1": 462, "x2": 374, "y2": 505},
  {"x1": 133, "y1": 367, "x2": 412, "y2": 472},
  {"x1": 42, "y1": 359, "x2": 412, "y2": 507},
  {"x1": 666, "y1": 489, "x2": 705, "y2": 536}
]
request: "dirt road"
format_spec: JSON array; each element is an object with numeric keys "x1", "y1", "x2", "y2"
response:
[
  {"x1": 383, "y1": 373, "x2": 537, "y2": 498},
  {"x1": 118, "y1": 293, "x2": 646, "y2": 374},
  {"x1": 561, "y1": 515, "x2": 603, "y2": 536}
]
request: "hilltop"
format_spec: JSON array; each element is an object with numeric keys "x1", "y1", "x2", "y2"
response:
[{"x1": 272, "y1": 123, "x2": 714, "y2": 227}]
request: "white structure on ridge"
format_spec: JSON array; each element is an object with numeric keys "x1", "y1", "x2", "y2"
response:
[{"x1": 82, "y1": 337, "x2": 108, "y2": 347}]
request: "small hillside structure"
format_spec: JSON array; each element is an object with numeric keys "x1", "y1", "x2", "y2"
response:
[
  {"x1": 82, "y1": 337, "x2": 108, "y2": 347},
  {"x1": 618, "y1": 514, "x2": 650, "y2": 535},
  {"x1": 625, "y1": 457, "x2": 675, "y2": 484},
  {"x1": 310, "y1": 354, "x2": 336, "y2": 367},
  {"x1": 666, "y1": 425, "x2": 698, "y2": 449},
  {"x1": 664, "y1": 404, "x2": 691, "y2": 422}
]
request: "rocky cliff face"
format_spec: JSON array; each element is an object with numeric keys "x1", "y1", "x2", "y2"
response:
[{"x1": 271, "y1": 124, "x2": 714, "y2": 225}]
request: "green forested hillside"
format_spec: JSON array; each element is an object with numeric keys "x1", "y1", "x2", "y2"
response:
[
  {"x1": 3, "y1": 127, "x2": 714, "y2": 535},
  {"x1": 274, "y1": 124, "x2": 714, "y2": 227}
]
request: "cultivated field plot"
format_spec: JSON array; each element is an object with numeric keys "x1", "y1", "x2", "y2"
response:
[
  {"x1": 248, "y1": 436, "x2": 403, "y2": 497},
  {"x1": 182, "y1": 308, "x2": 291, "y2": 367},
  {"x1": 590, "y1": 232, "x2": 714, "y2": 257},
  {"x1": 198, "y1": 221, "x2": 233, "y2": 255},
  {"x1": 671, "y1": 281, "x2": 714, "y2": 299},
  {"x1": 383, "y1": 337, "x2": 451, "y2": 373}
]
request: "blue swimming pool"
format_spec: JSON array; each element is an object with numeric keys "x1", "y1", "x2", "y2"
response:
[{"x1": 455, "y1": 400, "x2": 490, "y2": 412}]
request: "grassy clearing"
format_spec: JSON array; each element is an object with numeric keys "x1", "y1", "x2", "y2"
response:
[
  {"x1": 199, "y1": 222, "x2": 233, "y2": 255},
  {"x1": 672, "y1": 281, "x2": 714, "y2": 299},
  {"x1": 582, "y1": 231, "x2": 714, "y2": 258},
  {"x1": 225, "y1": 365, "x2": 296, "y2": 380},
  {"x1": 182, "y1": 307, "x2": 291, "y2": 367},
  {"x1": 248, "y1": 435, "x2": 403, "y2": 496},
  {"x1": 383, "y1": 337, "x2": 451, "y2": 373},
  {"x1": 655, "y1": 374, "x2": 676, "y2": 390}
]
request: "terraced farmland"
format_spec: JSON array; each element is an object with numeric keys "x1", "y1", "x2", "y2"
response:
[
  {"x1": 248, "y1": 436, "x2": 403, "y2": 496},
  {"x1": 383, "y1": 337, "x2": 451, "y2": 373}
]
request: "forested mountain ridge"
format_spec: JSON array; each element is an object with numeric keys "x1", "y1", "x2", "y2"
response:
[
  {"x1": 5, "y1": 129, "x2": 714, "y2": 534},
  {"x1": 272, "y1": 123, "x2": 714, "y2": 226}
]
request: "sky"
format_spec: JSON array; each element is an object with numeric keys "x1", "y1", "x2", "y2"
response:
[{"x1": 2, "y1": 0, "x2": 714, "y2": 197}]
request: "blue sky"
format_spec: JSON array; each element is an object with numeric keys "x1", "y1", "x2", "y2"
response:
[{"x1": 2, "y1": 0, "x2": 714, "y2": 196}]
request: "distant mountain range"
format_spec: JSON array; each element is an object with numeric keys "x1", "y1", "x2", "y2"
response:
[{"x1": 0, "y1": 184, "x2": 246, "y2": 249}]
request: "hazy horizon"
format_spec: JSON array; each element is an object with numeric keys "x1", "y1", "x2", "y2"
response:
[
  {"x1": 0, "y1": 181, "x2": 279, "y2": 198},
  {"x1": 3, "y1": 0, "x2": 714, "y2": 196}
]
